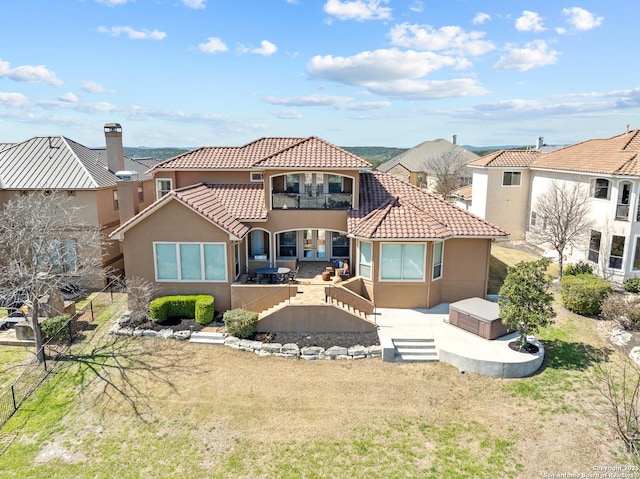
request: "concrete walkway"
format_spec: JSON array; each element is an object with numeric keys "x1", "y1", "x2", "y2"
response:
[{"x1": 374, "y1": 304, "x2": 545, "y2": 378}]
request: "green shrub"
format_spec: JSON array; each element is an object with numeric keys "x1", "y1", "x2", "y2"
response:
[
  {"x1": 624, "y1": 276, "x2": 640, "y2": 293},
  {"x1": 149, "y1": 295, "x2": 215, "y2": 325},
  {"x1": 601, "y1": 293, "x2": 640, "y2": 330},
  {"x1": 563, "y1": 262, "x2": 593, "y2": 276},
  {"x1": 560, "y1": 273, "x2": 612, "y2": 315},
  {"x1": 41, "y1": 314, "x2": 72, "y2": 341},
  {"x1": 223, "y1": 309, "x2": 259, "y2": 338}
]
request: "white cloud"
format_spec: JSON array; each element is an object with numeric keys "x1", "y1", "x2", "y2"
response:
[
  {"x1": 493, "y1": 40, "x2": 559, "y2": 72},
  {"x1": 389, "y1": 23, "x2": 494, "y2": 56},
  {"x1": 0, "y1": 92, "x2": 29, "y2": 108},
  {"x1": 364, "y1": 78, "x2": 488, "y2": 100},
  {"x1": 183, "y1": 0, "x2": 206, "y2": 8},
  {"x1": 0, "y1": 58, "x2": 63, "y2": 87},
  {"x1": 265, "y1": 94, "x2": 391, "y2": 110},
  {"x1": 271, "y1": 109, "x2": 304, "y2": 119},
  {"x1": 409, "y1": 1, "x2": 423, "y2": 13},
  {"x1": 81, "y1": 81, "x2": 107, "y2": 93},
  {"x1": 197, "y1": 37, "x2": 228, "y2": 53},
  {"x1": 252, "y1": 40, "x2": 277, "y2": 56},
  {"x1": 562, "y1": 7, "x2": 603, "y2": 31},
  {"x1": 59, "y1": 92, "x2": 78, "y2": 103},
  {"x1": 95, "y1": 0, "x2": 133, "y2": 5},
  {"x1": 472, "y1": 13, "x2": 491, "y2": 25},
  {"x1": 97, "y1": 26, "x2": 166, "y2": 40},
  {"x1": 323, "y1": 0, "x2": 391, "y2": 22},
  {"x1": 515, "y1": 11, "x2": 545, "y2": 32}
]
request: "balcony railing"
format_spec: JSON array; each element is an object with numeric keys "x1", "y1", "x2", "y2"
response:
[
  {"x1": 616, "y1": 203, "x2": 630, "y2": 220},
  {"x1": 272, "y1": 192, "x2": 352, "y2": 210}
]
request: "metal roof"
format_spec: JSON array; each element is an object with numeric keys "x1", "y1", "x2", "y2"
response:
[{"x1": 0, "y1": 136, "x2": 153, "y2": 190}]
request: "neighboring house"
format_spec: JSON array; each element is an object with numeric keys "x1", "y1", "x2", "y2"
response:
[
  {"x1": 111, "y1": 136, "x2": 506, "y2": 313},
  {"x1": 377, "y1": 136, "x2": 478, "y2": 192},
  {"x1": 469, "y1": 129, "x2": 640, "y2": 282},
  {"x1": 450, "y1": 184, "x2": 472, "y2": 211},
  {"x1": 0, "y1": 124, "x2": 158, "y2": 284}
]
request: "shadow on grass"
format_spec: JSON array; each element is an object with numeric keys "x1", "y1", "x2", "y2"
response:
[
  {"x1": 56, "y1": 336, "x2": 199, "y2": 421},
  {"x1": 538, "y1": 339, "x2": 613, "y2": 373},
  {"x1": 488, "y1": 255, "x2": 508, "y2": 295}
]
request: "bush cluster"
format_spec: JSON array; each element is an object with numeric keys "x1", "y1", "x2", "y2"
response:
[
  {"x1": 563, "y1": 262, "x2": 593, "y2": 276},
  {"x1": 601, "y1": 293, "x2": 640, "y2": 330},
  {"x1": 560, "y1": 273, "x2": 612, "y2": 315},
  {"x1": 624, "y1": 276, "x2": 640, "y2": 293},
  {"x1": 223, "y1": 309, "x2": 259, "y2": 338},
  {"x1": 149, "y1": 295, "x2": 215, "y2": 325},
  {"x1": 40, "y1": 314, "x2": 72, "y2": 341}
]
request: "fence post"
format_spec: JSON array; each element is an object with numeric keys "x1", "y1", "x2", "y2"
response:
[
  {"x1": 10, "y1": 385, "x2": 16, "y2": 411},
  {"x1": 90, "y1": 301, "x2": 94, "y2": 321}
]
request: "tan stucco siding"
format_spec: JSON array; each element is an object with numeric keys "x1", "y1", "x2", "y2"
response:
[
  {"x1": 174, "y1": 170, "x2": 251, "y2": 187},
  {"x1": 483, "y1": 169, "x2": 529, "y2": 240},
  {"x1": 121, "y1": 199, "x2": 236, "y2": 311},
  {"x1": 438, "y1": 238, "x2": 491, "y2": 303}
]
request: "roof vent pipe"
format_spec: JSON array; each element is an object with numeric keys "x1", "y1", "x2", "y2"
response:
[
  {"x1": 452, "y1": 134, "x2": 457, "y2": 145},
  {"x1": 536, "y1": 137, "x2": 544, "y2": 150}
]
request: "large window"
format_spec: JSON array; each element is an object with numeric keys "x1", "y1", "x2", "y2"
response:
[
  {"x1": 154, "y1": 242, "x2": 226, "y2": 282},
  {"x1": 591, "y1": 178, "x2": 610, "y2": 200},
  {"x1": 609, "y1": 236, "x2": 625, "y2": 270},
  {"x1": 359, "y1": 241, "x2": 372, "y2": 280},
  {"x1": 432, "y1": 242, "x2": 443, "y2": 280},
  {"x1": 502, "y1": 171, "x2": 521, "y2": 186},
  {"x1": 156, "y1": 178, "x2": 173, "y2": 199},
  {"x1": 380, "y1": 243, "x2": 425, "y2": 281},
  {"x1": 588, "y1": 230, "x2": 601, "y2": 263},
  {"x1": 278, "y1": 231, "x2": 297, "y2": 257}
]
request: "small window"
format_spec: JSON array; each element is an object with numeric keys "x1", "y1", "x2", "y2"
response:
[
  {"x1": 250, "y1": 172, "x2": 263, "y2": 182},
  {"x1": 530, "y1": 211, "x2": 537, "y2": 227},
  {"x1": 502, "y1": 171, "x2": 521, "y2": 186},
  {"x1": 432, "y1": 241, "x2": 443, "y2": 280},
  {"x1": 588, "y1": 230, "x2": 601, "y2": 263},
  {"x1": 359, "y1": 241, "x2": 372, "y2": 280},
  {"x1": 633, "y1": 237, "x2": 640, "y2": 271},
  {"x1": 591, "y1": 178, "x2": 610, "y2": 200},
  {"x1": 138, "y1": 182, "x2": 144, "y2": 202},
  {"x1": 113, "y1": 189, "x2": 119, "y2": 210},
  {"x1": 156, "y1": 178, "x2": 173, "y2": 199},
  {"x1": 609, "y1": 235, "x2": 625, "y2": 270}
]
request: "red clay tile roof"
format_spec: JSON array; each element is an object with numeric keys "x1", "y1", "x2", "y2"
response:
[
  {"x1": 451, "y1": 184, "x2": 472, "y2": 200},
  {"x1": 149, "y1": 136, "x2": 371, "y2": 171},
  {"x1": 468, "y1": 149, "x2": 541, "y2": 168},
  {"x1": 530, "y1": 129, "x2": 640, "y2": 175},
  {"x1": 349, "y1": 172, "x2": 507, "y2": 239}
]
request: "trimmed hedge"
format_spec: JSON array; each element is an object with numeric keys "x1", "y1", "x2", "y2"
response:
[
  {"x1": 624, "y1": 276, "x2": 640, "y2": 293},
  {"x1": 149, "y1": 295, "x2": 215, "y2": 325},
  {"x1": 223, "y1": 308, "x2": 259, "y2": 338},
  {"x1": 41, "y1": 314, "x2": 72, "y2": 341},
  {"x1": 560, "y1": 273, "x2": 612, "y2": 315},
  {"x1": 563, "y1": 262, "x2": 593, "y2": 276}
]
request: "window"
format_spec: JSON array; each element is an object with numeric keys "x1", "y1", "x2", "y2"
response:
[
  {"x1": 113, "y1": 189, "x2": 119, "y2": 210},
  {"x1": 502, "y1": 171, "x2": 521, "y2": 186},
  {"x1": 278, "y1": 231, "x2": 297, "y2": 258},
  {"x1": 588, "y1": 230, "x2": 601, "y2": 263},
  {"x1": 633, "y1": 237, "x2": 640, "y2": 271},
  {"x1": 234, "y1": 243, "x2": 240, "y2": 278},
  {"x1": 328, "y1": 175, "x2": 343, "y2": 193},
  {"x1": 250, "y1": 172, "x2": 263, "y2": 182},
  {"x1": 332, "y1": 232, "x2": 349, "y2": 257},
  {"x1": 156, "y1": 178, "x2": 173, "y2": 199},
  {"x1": 285, "y1": 174, "x2": 300, "y2": 194},
  {"x1": 249, "y1": 230, "x2": 269, "y2": 259},
  {"x1": 138, "y1": 182, "x2": 144, "y2": 202},
  {"x1": 37, "y1": 239, "x2": 78, "y2": 274},
  {"x1": 359, "y1": 241, "x2": 372, "y2": 279},
  {"x1": 432, "y1": 242, "x2": 443, "y2": 280},
  {"x1": 530, "y1": 211, "x2": 537, "y2": 227},
  {"x1": 591, "y1": 178, "x2": 610, "y2": 200},
  {"x1": 609, "y1": 236, "x2": 625, "y2": 270},
  {"x1": 154, "y1": 242, "x2": 227, "y2": 282},
  {"x1": 380, "y1": 243, "x2": 425, "y2": 281}
]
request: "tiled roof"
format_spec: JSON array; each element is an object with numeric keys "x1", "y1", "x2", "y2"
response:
[
  {"x1": 150, "y1": 136, "x2": 371, "y2": 171},
  {"x1": 451, "y1": 184, "x2": 472, "y2": 200},
  {"x1": 0, "y1": 136, "x2": 152, "y2": 190},
  {"x1": 468, "y1": 149, "x2": 541, "y2": 168},
  {"x1": 530, "y1": 129, "x2": 640, "y2": 175},
  {"x1": 378, "y1": 138, "x2": 478, "y2": 173},
  {"x1": 349, "y1": 172, "x2": 507, "y2": 239}
]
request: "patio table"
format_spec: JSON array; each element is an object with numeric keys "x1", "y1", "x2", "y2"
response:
[{"x1": 255, "y1": 267, "x2": 290, "y2": 283}]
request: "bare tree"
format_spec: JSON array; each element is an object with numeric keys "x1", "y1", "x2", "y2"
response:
[
  {"x1": 124, "y1": 276, "x2": 160, "y2": 329},
  {"x1": 421, "y1": 150, "x2": 472, "y2": 197},
  {"x1": 0, "y1": 190, "x2": 106, "y2": 361},
  {"x1": 529, "y1": 180, "x2": 593, "y2": 277}
]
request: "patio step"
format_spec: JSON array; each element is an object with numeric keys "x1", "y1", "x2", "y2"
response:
[
  {"x1": 392, "y1": 338, "x2": 439, "y2": 362},
  {"x1": 189, "y1": 331, "x2": 227, "y2": 345}
]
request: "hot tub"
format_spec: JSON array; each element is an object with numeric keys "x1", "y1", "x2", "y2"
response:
[{"x1": 448, "y1": 297, "x2": 509, "y2": 340}]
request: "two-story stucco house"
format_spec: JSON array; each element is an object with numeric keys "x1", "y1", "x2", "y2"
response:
[
  {"x1": 111, "y1": 136, "x2": 506, "y2": 317},
  {"x1": 0, "y1": 124, "x2": 157, "y2": 285},
  {"x1": 469, "y1": 128, "x2": 640, "y2": 282}
]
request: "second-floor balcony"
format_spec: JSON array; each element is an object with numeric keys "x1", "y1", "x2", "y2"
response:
[{"x1": 272, "y1": 192, "x2": 352, "y2": 210}]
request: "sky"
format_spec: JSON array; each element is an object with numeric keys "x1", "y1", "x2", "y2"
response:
[{"x1": 0, "y1": 0, "x2": 634, "y2": 149}]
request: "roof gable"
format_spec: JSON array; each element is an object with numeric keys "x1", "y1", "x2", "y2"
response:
[
  {"x1": 468, "y1": 149, "x2": 541, "y2": 168},
  {"x1": 378, "y1": 138, "x2": 478, "y2": 173}
]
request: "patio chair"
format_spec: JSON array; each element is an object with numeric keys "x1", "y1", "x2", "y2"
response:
[
  {"x1": 245, "y1": 268, "x2": 257, "y2": 283},
  {"x1": 287, "y1": 266, "x2": 299, "y2": 283}
]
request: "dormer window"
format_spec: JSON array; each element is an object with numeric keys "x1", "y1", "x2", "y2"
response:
[{"x1": 591, "y1": 178, "x2": 610, "y2": 199}]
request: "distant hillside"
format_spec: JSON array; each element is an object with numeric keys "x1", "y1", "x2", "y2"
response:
[
  {"x1": 341, "y1": 146, "x2": 409, "y2": 168},
  {"x1": 125, "y1": 147, "x2": 191, "y2": 161}
]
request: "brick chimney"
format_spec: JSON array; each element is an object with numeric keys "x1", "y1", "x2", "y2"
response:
[{"x1": 104, "y1": 123, "x2": 124, "y2": 173}]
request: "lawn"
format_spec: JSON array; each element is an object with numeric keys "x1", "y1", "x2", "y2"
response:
[
  {"x1": 489, "y1": 243, "x2": 560, "y2": 294},
  {"x1": 0, "y1": 250, "x2": 634, "y2": 478}
]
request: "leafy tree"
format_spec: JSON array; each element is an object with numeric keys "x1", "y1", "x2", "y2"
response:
[
  {"x1": 498, "y1": 258, "x2": 555, "y2": 349},
  {"x1": 529, "y1": 180, "x2": 593, "y2": 277},
  {"x1": 0, "y1": 191, "x2": 105, "y2": 361}
]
